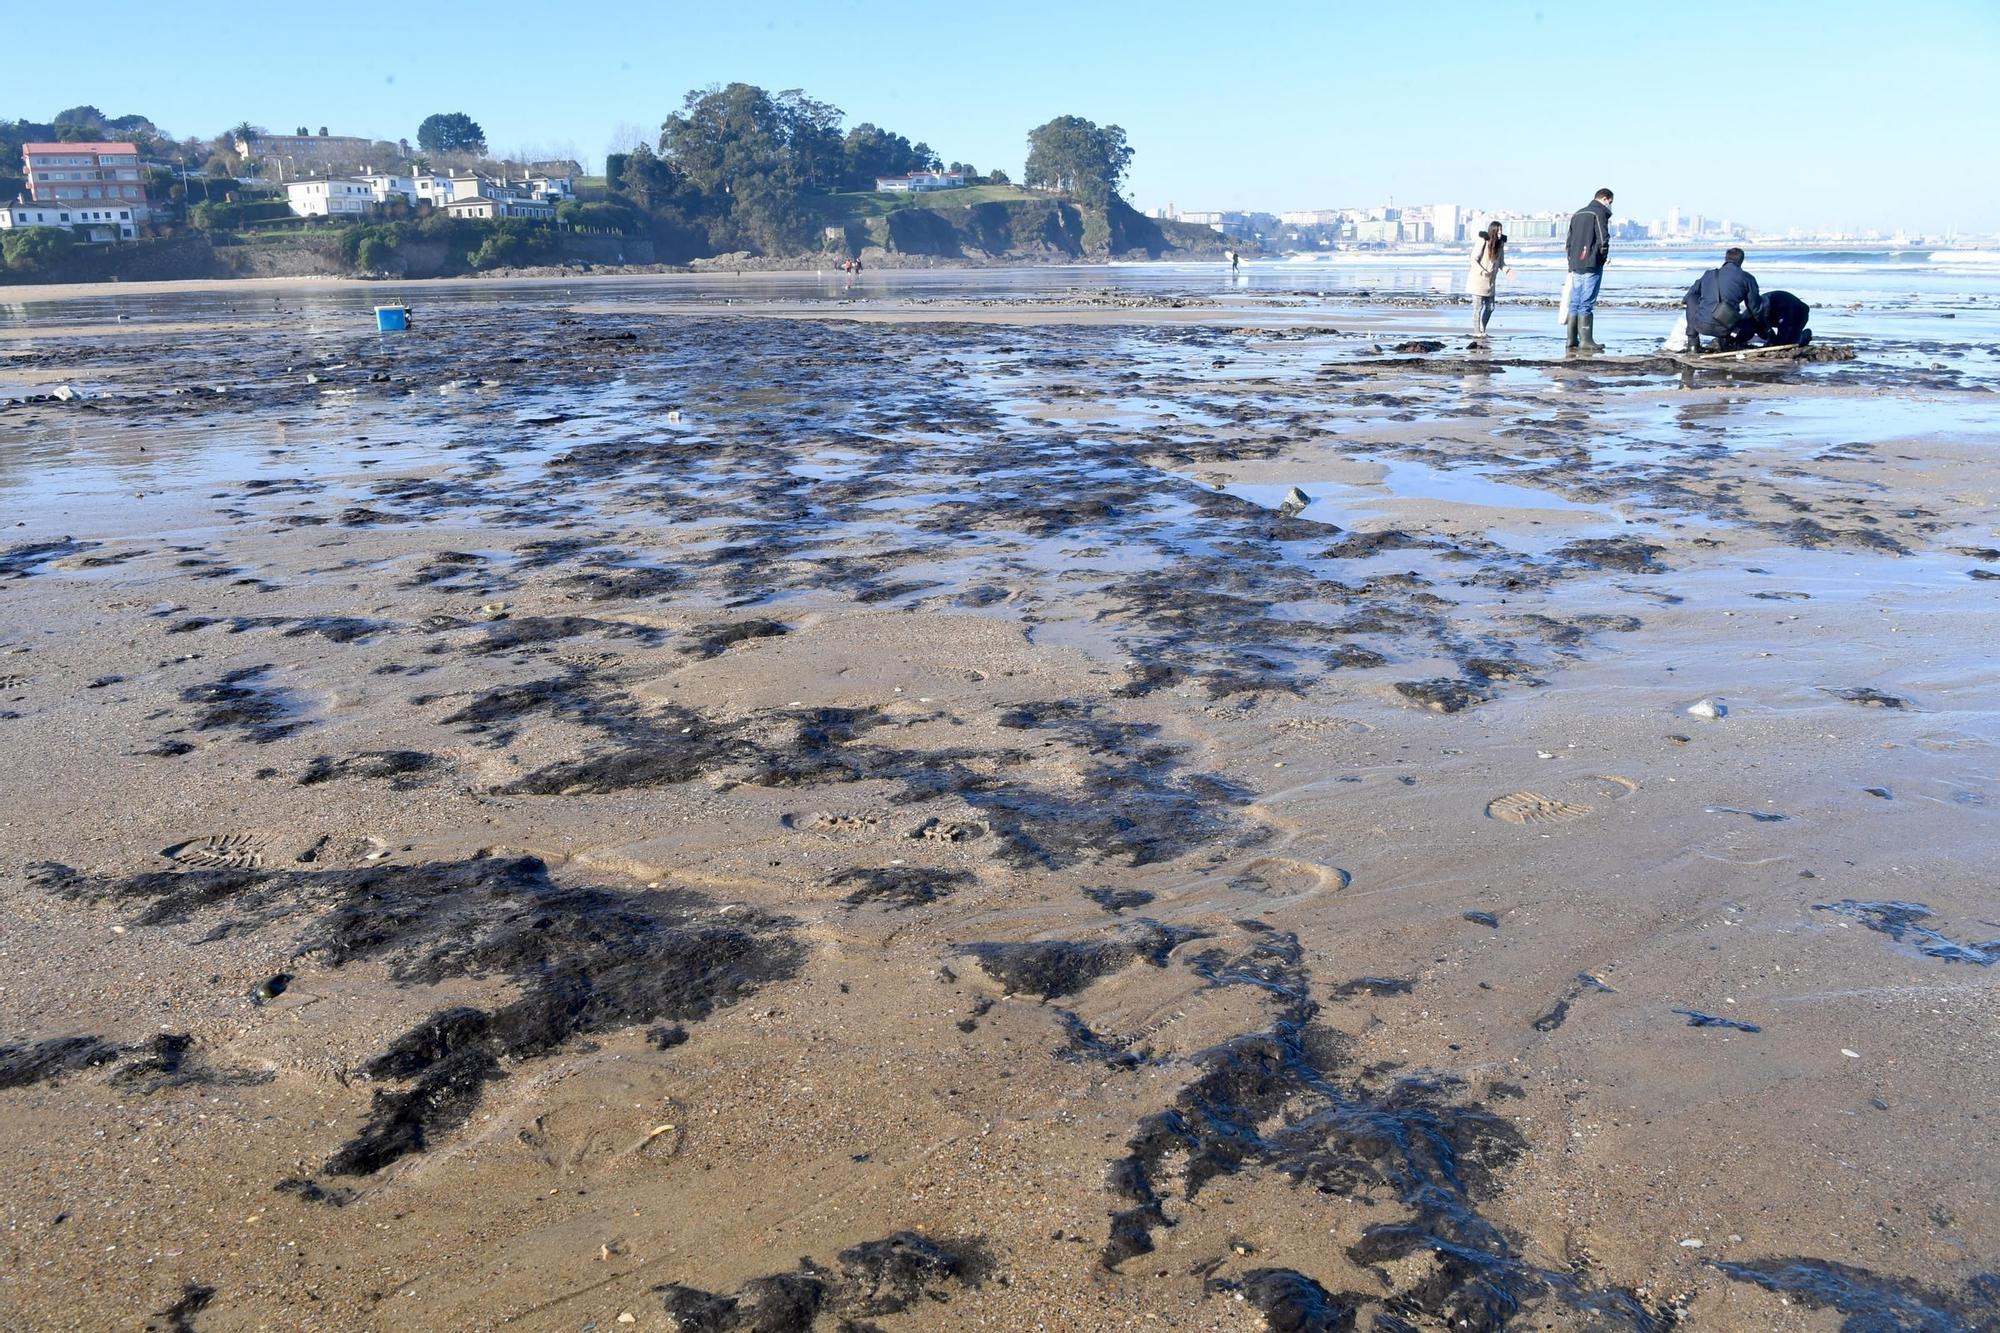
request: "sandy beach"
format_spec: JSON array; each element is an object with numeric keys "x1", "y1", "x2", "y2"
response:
[{"x1": 1, "y1": 276, "x2": 1995, "y2": 1331}]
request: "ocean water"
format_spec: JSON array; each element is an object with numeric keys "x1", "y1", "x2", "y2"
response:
[{"x1": 1260, "y1": 243, "x2": 2000, "y2": 308}]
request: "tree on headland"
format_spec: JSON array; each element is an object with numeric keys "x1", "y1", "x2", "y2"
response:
[
  {"x1": 417, "y1": 112, "x2": 486, "y2": 156},
  {"x1": 230, "y1": 121, "x2": 262, "y2": 147},
  {"x1": 1023, "y1": 116, "x2": 1132, "y2": 207},
  {"x1": 776, "y1": 90, "x2": 845, "y2": 193},
  {"x1": 53, "y1": 106, "x2": 107, "y2": 139},
  {"x1": 840, "y1": 123, "x2": 937, "y2": 189},
  {"x1": 660, "y1": 83, "x2": 811, "y2": 253},
  {"x1": 614, "y1": 142, "x2": 682, "y2": 214}
]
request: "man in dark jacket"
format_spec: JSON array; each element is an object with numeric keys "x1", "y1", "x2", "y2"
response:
[
  {"x1": 1682, "y1": 248, "x2": 1766, "y2": 352},
  {"x1": 1758, "y1": 290, "x2": 1811, "y2": 346},
  {"x1": 1564, "y1": 188, "x2": 1613, "y2": 354}
]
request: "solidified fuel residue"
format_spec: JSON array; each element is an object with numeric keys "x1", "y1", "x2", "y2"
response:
[
  {"x1": 32, "y1": 855, "x2": 804, "y2": 1181},
  {"x1": 656, "y1": 1230, "x2": 991, "y2": 1330},
  {"x1": 1709, "y1": 1256, "x2": 1999, "y2": 1332},
  {"x1": 1815, "y1": 899, "x2": 1999, "y2": 966},
  {"x1": 1101, "y1": 927, "x2": 1668, "y2": 1329}
]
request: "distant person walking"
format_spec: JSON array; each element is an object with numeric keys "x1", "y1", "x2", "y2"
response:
[
  {"x1": 1683, "y1": 247, "x2": 1766, "y2": 352},
  {"x1": 1467, "y1": 221, "x2": 1507, "y2": 345},
  {"x1": 1564, "y1": 188, "x2": 1614, "y2": 354}
]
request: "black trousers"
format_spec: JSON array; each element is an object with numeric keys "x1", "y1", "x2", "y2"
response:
[{"x1": 1686, "y1": 297, "x2": 1751, "y2": 349}]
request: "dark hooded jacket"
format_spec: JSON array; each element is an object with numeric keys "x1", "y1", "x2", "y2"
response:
[
  {"x1": 1566, "y1": 199, "x2": 1611, "y2": 274},
  {"x1": 1761, "y1": 290, "x2": 1810, "y2": 344}
]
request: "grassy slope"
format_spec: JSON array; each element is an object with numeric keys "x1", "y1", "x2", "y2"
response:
[{"x1": 819, "y1": 184, "x2": 1046, "y2": 220}]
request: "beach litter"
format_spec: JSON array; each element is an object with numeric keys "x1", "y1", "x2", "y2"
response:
[{"x1": 1673, "y1": 1008, "x2": 1762, "y2": 1033}]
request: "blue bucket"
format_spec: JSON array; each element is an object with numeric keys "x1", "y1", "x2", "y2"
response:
[{"x1": 375, "y1": 305, "x2": 409, "y2": 332}]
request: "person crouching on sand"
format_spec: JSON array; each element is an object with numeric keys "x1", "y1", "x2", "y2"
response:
[
  {"x1": 1759, "y1": 290, "x2": 1812, "y2": 347},
  {"x1": 1467, "y1": 221, "x2": 1507, "y2": 346},
  {"x1": 1683, "y1": 247, "x2": 1766, "y2": 353}
]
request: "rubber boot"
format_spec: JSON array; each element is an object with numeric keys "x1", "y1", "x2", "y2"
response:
[
  {"x1": 1578, "y1": 313, "x2": 1603, "y2": 355},
  {"x1": 1564, "y1": 315, "x2": 1580, "y2": 354}
]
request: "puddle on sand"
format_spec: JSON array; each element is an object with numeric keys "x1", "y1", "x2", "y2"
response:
[{"x1": 1225, "y1": 458, "x2": 1613, "y2": 533}]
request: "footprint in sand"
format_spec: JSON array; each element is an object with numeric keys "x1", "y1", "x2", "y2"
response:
[
  {"x1": 163, "y1": 833, "x2": 266, "y2": 868},
  {"x1": 1274, "y1": 716, "x2": 1377, "y2": 735},
  {"x1": 909, "y1": 817, "x2": 987, "y2": 844},
  {"x1": 552, "y1": 651, "x2": 622, "y2": 669},
  {"x1": 0, "y1": 674, "x2": 30, "y2": 690},
  {"x1": 1228, "y1": 856, "x2": 1352, "y2": 897},
  {"x1": 519, "y1": 1097, "x2": 684, "y2": 1175},
  {"x1": 1914, "y1": 732, "x2": 1987, "y2": 753},
  {"x1": 1485, "y1": 792, "x2": 1593, "y2": 826},
  {"x1": 785, "y1": 811, "x2": 882, "y2": 835}
]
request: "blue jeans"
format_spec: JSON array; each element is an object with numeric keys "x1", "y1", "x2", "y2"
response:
[{"x1": 1569, "y1": 269, "x2": 1603, "y2": 315}]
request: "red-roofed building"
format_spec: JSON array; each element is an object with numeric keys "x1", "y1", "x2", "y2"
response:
[{"x1": 21, "y1": 142, "x2": 146, "y2": 209}]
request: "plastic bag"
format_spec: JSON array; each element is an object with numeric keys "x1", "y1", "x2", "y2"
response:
[
  {"x1": 1661, "y1": 314, "x2": 1691, "y2": 353},
  {"x1": 1558, "y1": 272, "x2": 1574, "y2": 325}
]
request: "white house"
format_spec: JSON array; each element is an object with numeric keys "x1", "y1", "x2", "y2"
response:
[
  {"x1": 0, "y1": 200, "x2": 140, "y2": 241},
  {"x1": 442, "y1": 195, "x2": 555, "y2": 221},
  {"x1": 525, "y1": 174, "x2": 573, "y2": 200},
  {"x1": 410, "y1": 173, "x2": 454, "y2": 206},
  {"x1": 357, "y1": 173, "x2": 416, "y2": 205},
  {"x1": 874, "y1": 171, "x2": 966, "y2": 193},
  {"x1": 285, "y1": 179, "x2": 378, "y2": 218}
]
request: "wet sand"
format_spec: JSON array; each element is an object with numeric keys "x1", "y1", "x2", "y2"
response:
[{"x1": 1, "y1": 288, "x2": 1996, "y2": 1332}]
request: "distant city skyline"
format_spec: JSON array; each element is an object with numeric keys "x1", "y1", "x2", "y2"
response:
[
  {"x1": 10, "y1": 0, "x2": 1998, "y2": 235},
  {"x1": 1157, "y1": 200, "x2": 1962, "y2": 247}
]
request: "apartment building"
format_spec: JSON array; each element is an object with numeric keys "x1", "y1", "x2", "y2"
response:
[
  {"x1": 236, "y1": 132, "x2": 374, "y2": 163},
  {"x1": 20, "y1": 142, "x2": 147, "y2": 209}
]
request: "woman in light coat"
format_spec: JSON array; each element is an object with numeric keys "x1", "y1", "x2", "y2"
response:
[{"x1": 1467, "y1": 221, "x2": 1507, "y2": 344}]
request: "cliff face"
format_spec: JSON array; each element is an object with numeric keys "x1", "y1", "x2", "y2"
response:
[{"x1": 864, "y1": 197, "x2": 1231, "y2": 262}]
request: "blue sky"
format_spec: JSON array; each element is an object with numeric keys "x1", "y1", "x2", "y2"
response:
[{"x1": 12, "y1": 0, "x2": 1998, "y2": 233}]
